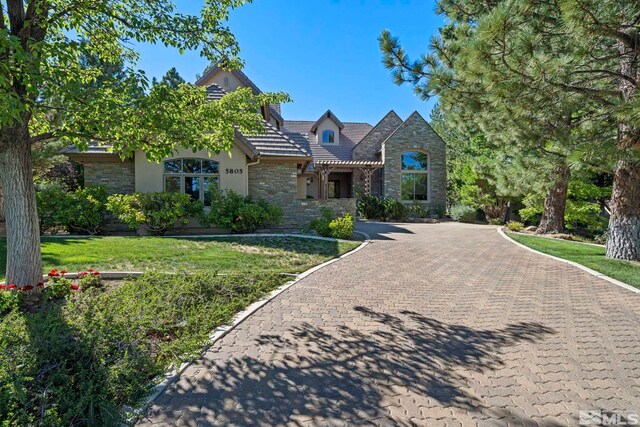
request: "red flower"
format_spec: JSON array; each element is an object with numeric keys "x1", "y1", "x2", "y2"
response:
[
  {"x1": 60, "y1": 270, "x2": 68, "y2": 275},
  {"x1": 37, "y1": 281, "x2": 45, "y2": 287},
  {"x1": 48, "y1": 269, "x2": 58, "y2": 277},
  {"x1": 87, "y1": 268, "x2": 94, "y2": 272},
  {"x1": 8, "y1": 284, "x2": 16, "y2": 290},
  {"x1": 0, "y1": 285, "x2": 6, "y2": 291},
  {"x1": 93, "y1": 271, "x2": 100, "y2": 276},
  {"x1": 23, "y1": 285, "x2": 34, "y2": 291},
  {"x1": 71, "y1": 284, "x2": 79, "y2": 291}
]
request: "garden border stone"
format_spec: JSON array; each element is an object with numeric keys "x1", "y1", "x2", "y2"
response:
[
  {"x1": 498, "y1": 227, "x2": 639, "y2": 295},
  {"x1": 122, "y1": 231, "x2": 371, "y2": 424}
]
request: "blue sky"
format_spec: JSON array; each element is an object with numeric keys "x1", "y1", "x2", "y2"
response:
[{"x1": 136, "y1": 1, "x2": 443, "y2": 125}]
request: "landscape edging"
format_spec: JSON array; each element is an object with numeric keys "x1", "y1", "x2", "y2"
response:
[
  {"x1": 498, "y1": 227, "x2": 639, "y2": 295},
  {"x1": 125, "y1": 231, "x2": 372, "y2": 422}
]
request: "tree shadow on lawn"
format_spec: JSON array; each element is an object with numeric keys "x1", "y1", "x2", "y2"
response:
[{"x1": 148, "y1": 307, "x2": 557, "y2": 426}]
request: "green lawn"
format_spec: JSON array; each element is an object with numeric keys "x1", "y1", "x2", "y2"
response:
[
  {"x1": 507, "y1": 232, "x2": 640, "y2": 289},
  {"x1": 0, "y1": 236, "x2": 360, "y2": 281}
]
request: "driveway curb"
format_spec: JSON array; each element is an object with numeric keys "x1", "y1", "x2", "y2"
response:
[
  {"x1": 127, "y1": 231, "x2": 372, "y2": 423},
  {"x1": 498, "y1": 227, "x2": 639, "y2": 295}
]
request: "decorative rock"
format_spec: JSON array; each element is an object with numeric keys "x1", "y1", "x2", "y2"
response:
[{"x1": 524, "y1": 226, "x2": 537, "y2": 233}]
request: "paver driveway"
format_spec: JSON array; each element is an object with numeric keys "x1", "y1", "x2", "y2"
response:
[{"x1": 139, "y1": 222, "x2": 640, "y2": 427}]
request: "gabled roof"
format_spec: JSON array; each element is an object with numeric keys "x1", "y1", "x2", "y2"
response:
[
  {"x1": 206, "y1": 83, "x2": 309, "y2": 159},
  {"x1": 381, "y1": 111, "x2": 443, "y2": 149},
  {"x1": 309, "y1": 110, "x2": 345, "y2": 133},
  {"x1": 352, "y1": 110, "x2": 403, "y2": 152},
  {"x1": 283, "y1": 120, "x2": 372, "y2": 163},
  {"x1": 243, "y1": 121, "x2": 310, "y2": 159},
  {"x1": 199, "y1": 66, "x2": 283, "y2": 127},
  {"x1": 196, "y1": 65, "x2": 261, "y2": 94}
]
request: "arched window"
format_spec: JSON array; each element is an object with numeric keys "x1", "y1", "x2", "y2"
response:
[
  {"x1": 322, "y1": 130, "x2": 335, "y2": 143},
  {"x1": 163, "y1": 158, "x2": 220, "y2": 206},
  {"x1": 401, "y1": 151, "x2": 429, "y2": 201}
]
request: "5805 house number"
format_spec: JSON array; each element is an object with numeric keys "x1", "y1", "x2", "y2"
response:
[{"x1": 225, "y1": 168, "x2": 244, "y2": 174}]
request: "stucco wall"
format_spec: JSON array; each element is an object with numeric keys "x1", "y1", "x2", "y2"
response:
[
  {"x1": 84, "y1": 159, "x2": 135, "y2": 194},
  {"x1": 314, "y1": 117, "x2": 341, "y2": 145},
  {"x1": 382, "y1": 112, "x2": 446, "y2": 208},
  {"x1": 200, "y1": 70, "x2": 243, "y2": 91},
  {"x1": 134, "y1": 143, "x2": 249, "y2": 195}
]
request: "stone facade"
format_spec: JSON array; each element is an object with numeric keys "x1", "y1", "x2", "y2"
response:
[
  {"x1": 248, "y1": 160, "x2": 356, "y2": 227},
  {"x1": 83, "y1": 159, "x2": 135, "y2": 194},
  {"x1": 382, "y1": 112, "x2": 446, "y2": 208},
  {"x1": 352, "y1": 110, "x2": 403, "y2": 162}
]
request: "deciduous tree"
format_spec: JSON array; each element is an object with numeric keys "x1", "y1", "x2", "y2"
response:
[{"x1": 0, "y1": 0, "x2": 288, "y2": 286}]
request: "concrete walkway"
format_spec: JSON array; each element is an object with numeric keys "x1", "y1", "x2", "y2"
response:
[{"x1": 139, "y1": 222, "x2": 640, "y2": 426}]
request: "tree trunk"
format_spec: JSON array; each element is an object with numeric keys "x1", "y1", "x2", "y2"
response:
[
  {"x1": 606, "y1": 159, "x2": 640, "y2": 260},
  {"x1": 536, "y1": 163, "x2": 569, "y2": 234},
  {"x1": 606, "y1": 27, "x2": 640, "y2": 260},
  {"x1": 0, "y1": 124, "x2": 42, "y2": 286},
  {"x1": 0, "y1": 184, "x2": 4, "y2": 221}
]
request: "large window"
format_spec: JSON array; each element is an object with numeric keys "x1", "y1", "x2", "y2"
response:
[
  {"x1": 322, "y1": 130, "x2": 335, "y2": 143},
  {"x1": 401, "y1": 151, "x2": 429, "y2": 201},
  {"x1": 163, "y1": 158, "x2": 219, "y2": 206}
]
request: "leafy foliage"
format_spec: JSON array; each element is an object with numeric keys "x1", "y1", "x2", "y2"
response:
[
  {"x1": 200, "y1": 190, "x2": 283, "y2": 233},
  {"x1": 383, "y1": 199, "x2": 408, "y2": 222},
  {"x1": 106, "y1": 192, "x2": 202, "y2": 235},
  {"x1": 520, "y1": 175, "x2": 610, "y2": 235},
  {"x1": 36, "y1": 186, "x2": 110, "y2": 235},
  {"x1": 310, "y1": 208, "x2": 355, "y2": 239},
  {"x1": 449, "y1": 205, "x2": 476, "y2": 223},
  {"x1": 0, "y1": 272, "x2": 288, "y2": 425},
  {"x1": 328, "y1": 214, "x2": 355, "y2": 240},
  {"x1": 506, "y1": 221, "x2": 524, "y2": 232},
  {"x1": 357, "y1": 194, "x2": 386, "y2": 220}
]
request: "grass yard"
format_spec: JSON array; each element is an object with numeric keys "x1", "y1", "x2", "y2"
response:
[
  {"x1": 0, "y1": 236, "x2": 360, "y2": 281},
  {"x1": 0, "y1": 235, "x2": 361, "y2": 425},
  {"x1": 507, "y1": 232, "x2": 640, "y2": 289}
]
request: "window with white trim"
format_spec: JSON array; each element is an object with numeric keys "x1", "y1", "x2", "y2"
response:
[
  {"x1": 401, "y1": 151, "x2": 429, "y2": 201},
  {"x1": 163, "y1": 158, "x2": 219, "y2": 206}
]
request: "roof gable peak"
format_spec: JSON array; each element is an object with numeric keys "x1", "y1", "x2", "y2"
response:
[{"x1": 310, "y1": 110, "x2": 345, "y2": 134}]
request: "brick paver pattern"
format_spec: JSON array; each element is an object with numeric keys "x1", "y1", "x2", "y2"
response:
[{"x1": 139, "y1": 222, "x2": 640, "y2": 427}]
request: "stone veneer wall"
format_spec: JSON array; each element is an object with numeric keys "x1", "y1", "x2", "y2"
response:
[
  {"x1": 352, "y1": 111, "x2": 403, "y2": 161},
  {"x1": 248, "y1": 161, "x2": 356, "y2": 227},
  {"x1": 83, "y1": 160, "x2": 135, "y2": 194},
  {"x1": 383, "y1": 112, "x2": 446, "y2": 208}
]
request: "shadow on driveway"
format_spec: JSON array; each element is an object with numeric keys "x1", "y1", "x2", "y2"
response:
[{"x1": 162, "y1": 306, "x2": 556, "y2": 425}]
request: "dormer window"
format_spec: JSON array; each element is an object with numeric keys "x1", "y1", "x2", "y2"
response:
[{"x1": 322, "y1": 130, "x2": 335, "y2": 143}]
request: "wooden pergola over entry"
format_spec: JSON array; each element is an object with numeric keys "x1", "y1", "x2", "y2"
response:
[{"x1": 315, "y1": 160, "x2": 384, "y2": 199}]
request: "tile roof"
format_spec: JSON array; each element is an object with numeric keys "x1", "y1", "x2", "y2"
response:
[
  {"x1": 282, "y1": 120, "x2": 373, "y2": 163},
  {"x1": 242, "y1": 121, "x2": 310, "y2": 158},
  {"x1": 207, "y1": 84, "x2": 309, "y2": 159}
]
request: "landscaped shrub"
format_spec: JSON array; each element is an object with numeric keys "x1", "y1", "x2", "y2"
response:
[
  {"x1": 357, "y1": 194, "x2": 386, "y2": 220},
  {"x1": 0, "y1": 289, "x2": 20, "y2": 315},
  {"x1": 0, "y1": 272, "x2": 288, "y2": 426},
  {"x1": 384, "y1": 199, "x2": 409, "y2": 222},
  {"x1": 36, "y1": 185, "x2": 110, "y2": 235},
  {"x1": 310, "y1": 208, "x2": 355, "y2": 239},
  {"x1": 506, "y1": 221, "x2": 524, "y2": 232},
  {"x1": 78, "y1": 270, "x2": 103, "y2": 291},
  {"x1": 432, "y1": 204, "x2": 446, "y2": 218},
  {"x1": 450, "y1": 204, "x2": 476, "y2": 223},
  {"x1": 409, "y1": 201, "x2": 429, "y2": 218},
  {"x1": 488, "y1": 218, "x2": 503, "y2": 225},
  {"x1": 200, "y1": 190, "x2": 282, "y2": 233},
  {"x1": 328, "y1": 213, "x2": 355, "y2": 239},
  {"x1": 106, "y1": 192, "x2": 202, "y2": 235},
  {"x1": 36, "y1": 185, "x2": 68, "y2": 234}
]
